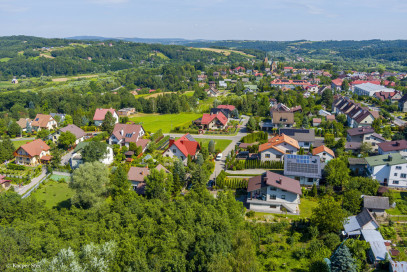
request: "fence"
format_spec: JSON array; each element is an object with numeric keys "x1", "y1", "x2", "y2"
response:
[{"x1": 22, "y1": 173, "x2": 51, "y2": 199}]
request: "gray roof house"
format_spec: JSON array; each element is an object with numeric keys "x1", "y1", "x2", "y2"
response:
[
  {"x1": 363, "y1": 196, "x2": 390, "y2": 213},
  {"x1": 283, "y1": 154, "x2": 321, "y2": 186},
  {"x1": 343, "y1": 208, "x2": 379, "y2": 236},
  {"x1": 279, "y1": 128, "x2": 315, "y2": 150}
]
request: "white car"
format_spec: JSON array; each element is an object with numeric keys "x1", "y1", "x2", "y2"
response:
[{"x1": 216, "y1": 153, "x2": 223, "y2": 161}]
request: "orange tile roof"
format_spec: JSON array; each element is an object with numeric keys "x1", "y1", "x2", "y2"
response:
[
  {"x1": 258, "y1": 134, "x2": 299, "y2": 152},
  {"x1": 31, "y1": 114, "x2": 53, "y2": 128},
  {"x1": 312, "y1": 145, "x2": 335, "y2": 158},
  {"x1": 18, "y1": 139, "x2": 50, "y2": 157}
]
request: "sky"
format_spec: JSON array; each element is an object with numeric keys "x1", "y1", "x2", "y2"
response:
[{"x1": 0, "y1": 0, "x2": 406, "y2": 41}]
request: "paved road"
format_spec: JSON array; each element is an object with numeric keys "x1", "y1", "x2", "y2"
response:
[
  {"x1": 13, "y1": 168, "x2": 47, "y2": 195},
  {"x1": 61, "y1": 150, "x2": 75, "y2": 166}
]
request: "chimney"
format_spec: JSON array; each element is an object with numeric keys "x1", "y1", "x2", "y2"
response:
[
  {"x1": 120, "y1": 129, "x2": 124, "y2": 136},
  {"x1": 388, "y1": 155, "x2": 393, "y2": 161},
  {"x1": 395, "y1": 141, "x2": 400, "y2": 146},
  {"x1": 277, "y1": 178, "x2": 282, "y2": 184},
  {"x1": 169, "y1": 138, "x2": 175, "y2": 146}
]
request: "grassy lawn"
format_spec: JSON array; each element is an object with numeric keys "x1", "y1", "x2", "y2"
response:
[
  {"x1": 13, "y1": 139, "x2": 32, "y2": 149},
  {"x1": 49, "y1": 174, "x2": 71, "y2": 182},
  {"x1": 299, "y1": 197, "x2": 318, "y2": 218},
  {"x1": 130, "y1": 113, "x2": 201, "y2": 133},
  {"x1": 197, "y1": 138, "x2": 232, "y2": 152},
  {"x1": 31, "y1": 179, "x2": 74, "y2": 209},
  {"x1": 387, "y1": 190, "x2": 407, "y2": 215}
]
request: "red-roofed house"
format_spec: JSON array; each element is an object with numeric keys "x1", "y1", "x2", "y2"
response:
[
  {"x1": 373, "y1": 91, "x2": 402, "y2": 102},
  {"x1": 163, "y1": 134, "x2": 200, "y2": 164},
  {"x1": 108, "y1": 123, "x2": 149, "y2": 152},
  {"x1": 247, "y1": 171, "x2": 302, "y2": 214},
  {"x1": 305, "y1": 85, "x2": 318, "y2": 93},
  {"x1": 0, "y1": 175, "x2": 11, "y2": 190},
  {"x1": 14, "y1": 139, "x2": 51, "y2": 166},
  {"x1": 195, "y1": 112, "x2": 228, "y2": 130},
  {"x1": 331, "y1": 78, "x2": 343, "y2": 91},
  {"x1": 312, "y1": 145, "x2": 335, "y2": 163},
  {"x1": 93, "y1": 108, "x2": 119, "y2": 126},
  {"x1": 31, "y1": 114, "x2": 57, "y2": 131}
]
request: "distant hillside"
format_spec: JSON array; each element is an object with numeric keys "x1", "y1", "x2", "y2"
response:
[{"x1": 68, "y1": 36, "x2": 213, "y2": 45}]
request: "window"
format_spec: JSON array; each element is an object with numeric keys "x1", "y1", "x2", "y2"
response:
[
  {"x1": 173, "y1": 149, "x2": 176, "y2": 153},
  {"x1": 270, "y1": 195, "x2": 276, "y2": 200},
  {"x1": 323, "y1": 152, "x2": 326, "y2": 155},
  {"x1": 396, "y1": 166, "x2": 402, "y2": 170},
  {"x1": 276, "y1": 155, "x2": 282, "y2": 159},
  {"x1": 308, "y1": 178, "x2": 314, "y2": 183},
  {"x1": 393, "y1": 180, "x2": 399, "y2": 184},
  {"x1": 181, "y1": 156, "x2": 184, "y2": 160},
  {"x1": 270, "y1": 187, "x2": 276, "y2": 191},
  {"x1": 265, "y1": 154, "x2": 271, "y2": 158},
  {"x1": 281, "y1": 195, "x2": 286, "y2": 200},
  {"x1": 269, "y1": 205, "x2": 278, "y2": 209},
  {"x1": 400, "y1": 173, "x2": 407, "y2": 178},
  {"x1": 395, "y1": 173, "x2": 398, "y2": 177}
]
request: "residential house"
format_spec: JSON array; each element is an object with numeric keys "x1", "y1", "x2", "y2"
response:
[
  {"x1": 378, "y1": 140, "x2": 407, "y2": 155},
  {"x1": 117, "y1": 108, "x2": 136, "y2": 117},
  {"x1": 258, "y1": 134, "x2": 299, "y2": 162},
  {"x1": 69, "y1": 142, "x2": 114, "y2": 169},
  {"x1": 14, "y1": 139, "x2": 51, "y2": 166},
  {"x1": 345, "y1": 142, "x2": 362, "y2": 153},
  {"x1": 93, "y1": 108, "x2": 119, "y2": 126},
  {"x1": 31, "y1": 114, "x2": 57, "y2": 131},
  {"x1": 108, "y1": 124, "x2": 149, "y2": 152},
  {"x1": 398, "y1": 94, "x2": 407, "y2": 112},
  {"x1": 0, "y1": 175, "x2": 11, "y2": 190},
  {"x1": 246, "y1": 171, "x2": 302, "y2": 214},
  {"x1": 53, "y1": 124, "x2": 86, "y2": 145},
  {"x1": 278, "y1": 128, "x2": 315, "y2": 150},
  {"x1": 362, "y1": 229, "x2": 391, "y2": 266},
  {"x1": 312, "y1": 118, "x2": 321, "y2": 127},
  {"x1": 269, "y1": 111, "x2": 295, "y2": 129},
  {"x1": 283, "y1": 154, "x2": 322, "y2": 186},
  {"x1": 343, "y1": 208, "x2": 379, "y2": 236},
  {"x1": 270, "y1": 79, "x2": 310, "y2": 89},
  {"x1": 348, "y1": 157, "x2": 367, "y2": 175},
  {"x1": 50, "y1": 113, "x2": 66, "y2": 124},
  {"x1": 318, "y1": 85, "x2": 330, "y2": 95},
  {"x1": 194, "y1": 112, "x2": 228, "y2": 130},
  {"x1": 333, "y1": 96, "x2": 378, "y2": 127},
  {"x1": 312, "y1": 145, "x2": 335, "y2": 163},
  {"x1": 363, "y1": 196, "x2": 390, "y2": 214},
  {"x1": 16, "y1": 118, "x2": 32, "y2": 132},
  {"x1": 346, "y1": 126, "x2": 386, "y2": 152},
  {"x1": 305, "y1": 84, "x2": 318, "y2": 93},
  {"x1": 218, "y1": 81, "x2": 227, "y2": 88},
  {"x1": 205, "y1": 87, "x2": 219, "y2": 97},
  {"x1": 127, "y1": 164, "x2": 170, "y2": 194},
  {"x1": 243, "y1": 85, "x2": 258, "y2": 93},
  {"x1": 374, "y1": 91, "x2": 402, "y2": 102},
  {"x1": 318, "y1": 109, "x2": 331, "y2": 117},
  {"x1": 365, "y1": 153, "x2": 407, "y2": 188},
  {"x1": 331, "y1": 78, "x2": 343, "y2": 91},
  {"x1": 210, "y1": 105, "x2": 237, "y2": 118},
  {"x1": 326, "y1": 114, "x2": 336, "y2": 122},
  {"x1": 163, "y1": 134, "x2": 200, "y2": 165},
  {"x1": 354, "y1": 83, "x2": 395, "y2": 97}
]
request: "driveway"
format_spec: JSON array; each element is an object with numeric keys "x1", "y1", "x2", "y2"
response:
[
  {"x1": 61, "y1": 149, "x2": 75, "y2": 165},
  {"x1": 13, "y1": 168, "x2": 47, "y2": 196},
  {"x1": 164, "y1": 115, "x2": 250, "y2": 181}
]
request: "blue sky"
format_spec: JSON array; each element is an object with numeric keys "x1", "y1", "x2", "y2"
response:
[{"x1": 0, "y1": 0, "x2": 406, "y2": 40}]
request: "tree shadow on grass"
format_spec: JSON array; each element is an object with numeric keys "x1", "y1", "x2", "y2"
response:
[{"x1": 55, "y1": 199, "x2": 71, "y2": 210}]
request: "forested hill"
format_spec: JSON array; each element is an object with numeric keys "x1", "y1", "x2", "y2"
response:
[{"x1": 0, "y1": 36, "x2": 254, "y2": 78}]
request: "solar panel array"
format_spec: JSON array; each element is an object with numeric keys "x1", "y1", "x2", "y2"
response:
[
  {"x1": 285, "y1": 154, "x2": 313, "y2": 164},
  {"x1": 286, "y1": 161, "x2": 319, "y2": 174}
]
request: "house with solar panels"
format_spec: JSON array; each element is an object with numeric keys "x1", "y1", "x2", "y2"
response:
[{"x1": 283, "y1": 154, "x2": 322, "y2": 186}]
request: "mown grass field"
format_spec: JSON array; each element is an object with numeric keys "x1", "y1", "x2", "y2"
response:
[
  {"x1": 130, "y1": 113, "x2": 201, "y2": 133},
  {"x1": 13, "y1": 139, "x2": 32, "y2": 149},
  {"x1": 31, "y1": 179, "x2": 74, "y2": 208},
  {"x1": 197, "y1": 138, "x2": 232, "y2": 152}
]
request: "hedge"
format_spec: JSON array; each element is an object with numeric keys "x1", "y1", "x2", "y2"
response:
[
  {"x1": 238, "y1": 160, "x2": 283, "y2": 169},
  {"x1": 241, "y1": 131, "x2": 268, "y2": 143},
  {"x1": 217, "y1": 178, "x2": 248, "y2": 189},
  {"x1": 7, "y1": 163, "x2": 26, "y2": 170},
  {"x1": 151, "y1": 129, "x2": 163, "y2": 143}
]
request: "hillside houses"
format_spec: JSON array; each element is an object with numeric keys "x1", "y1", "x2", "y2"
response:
[
  {"x1": 333, "y1": 96, "x2": 379, "y2": 127},
  {"x1": 163, "y1": 134, "x2": 200, "y2": 165},
  {"x1": 93, "y1": 108, "x2": 119, "y2": 126},
  {"x1": 14, "y1": 139, "x2": 51, "y2": 166},
  {"x1": 247, "y1": 171, "x2": 302, "y2": 214}
]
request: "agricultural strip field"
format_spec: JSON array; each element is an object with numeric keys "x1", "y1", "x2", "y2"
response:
[{"x1": 130, "y1": 113, "x2": 201, "y2": 133}]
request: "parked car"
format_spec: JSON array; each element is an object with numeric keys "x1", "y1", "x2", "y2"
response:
[
  {"x1": 236, "y1": 151, "x2": 249, "y2": 159},
  {"x1": 216, "y1": 153, "x2": 223, "y2": 161}
]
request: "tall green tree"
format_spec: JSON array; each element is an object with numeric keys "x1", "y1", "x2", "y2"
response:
[
  {"x1": 208, "y1": 140, "x2": 215, "y2": 154},
  {"x1": 110, "y1": 165, "x2": 130, "y2": 197},
  {"x1": 145, "y1": 169, "x2": 172, "y2": 200},
  {"x1": 101, "y1": 111, "x2": 116, "y2": 134},
  {"x1": 311, "y1": 196, "x2": 347, "y2": 234},
  {"x1": 58, "y1": 131, "x2": 76, "y2": 149},
  {"x1": 81, "y1": 142, "x2": 108, "y2": 163},
  {"x1": 330, "y1": 245, "x2": 357, "y2": 272},
  {"x1": 324, "y1": 159, "x2": 350, "y2": 187},
  {"x1": 69, "y1": 161, "x2": 109, "y2": 208},
  {"x1": 342, "y1": 190, "x2": 362, "y2": 214}
]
